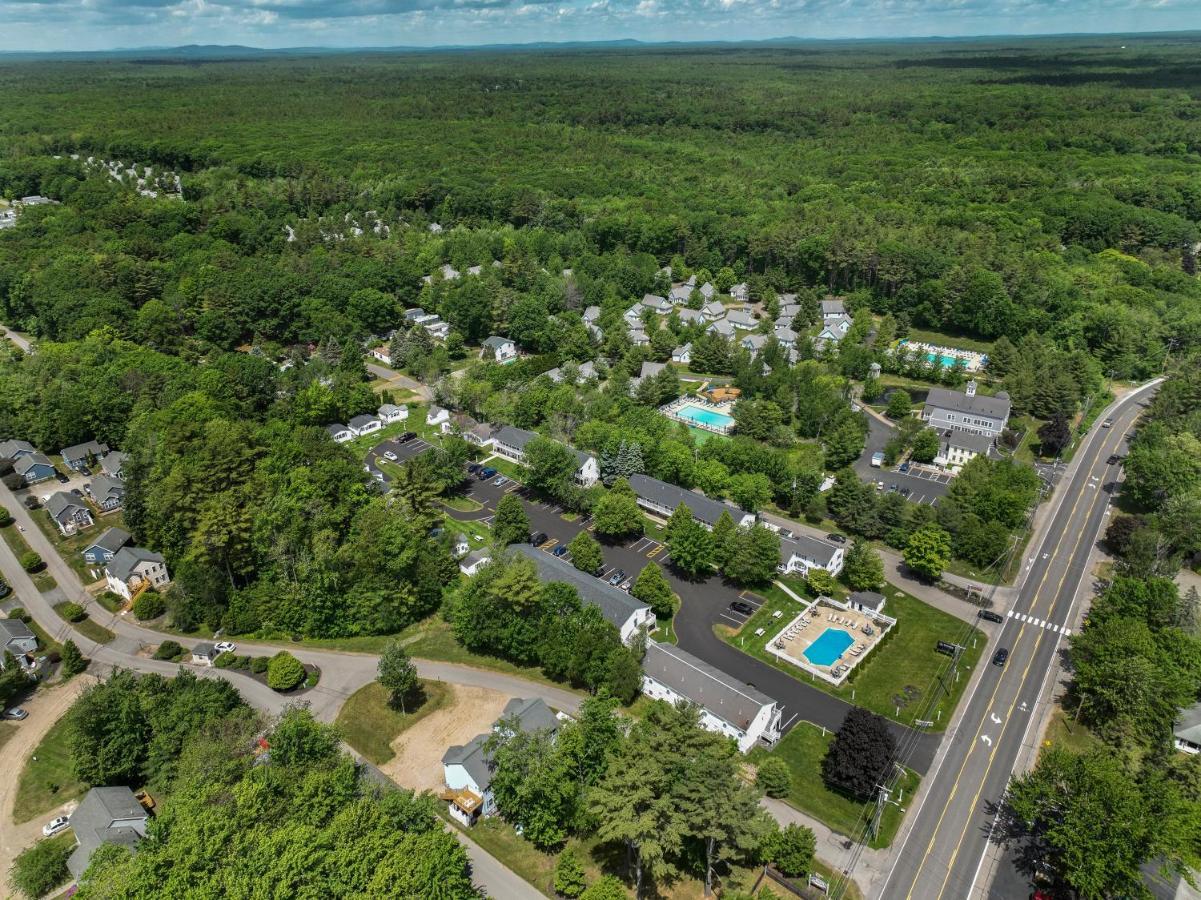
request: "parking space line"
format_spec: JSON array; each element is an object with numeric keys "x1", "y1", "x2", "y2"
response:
[
  {"x1": 542, "y1": 538, "x2": 559, "y2": 551},
  {"x1": 719, "y1": 613, "x2": 745, "y2": 625}
]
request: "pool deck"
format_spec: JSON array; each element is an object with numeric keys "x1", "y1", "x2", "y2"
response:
[
  {"x1": 768, "y1": 597, "x2": 892, "y2": 686},
  {"x1": 660, "y1": 397, "x2": 736, "y2": 435}
]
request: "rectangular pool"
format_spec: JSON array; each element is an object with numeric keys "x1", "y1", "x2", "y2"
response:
[
  {"x1": 803, "y1": 628, "x2": 855, "y2": 667},
  {"x1": 674, "y1": 404, "x2": 735, "y2": 431}
]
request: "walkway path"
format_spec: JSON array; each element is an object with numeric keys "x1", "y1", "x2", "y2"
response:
[{"x1": 367, "y1": 362, "x2": 433, "y2": 401}]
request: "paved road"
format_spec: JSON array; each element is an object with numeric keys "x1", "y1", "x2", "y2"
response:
[
  {"x1": 454, "y1": 471, "x2": 945, "y2": 775},
  {"x1": 367, "y1": 362, "x2": 433, "y2": 401},
  {"x1": 879, "y1": 379, "x2": 1160, "y2": 900},
  {"x1": 854, "y1": 413, "x2": 950, "y2": 506}
]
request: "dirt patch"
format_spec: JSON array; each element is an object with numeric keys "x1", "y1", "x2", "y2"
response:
[{"x1": 381, "y1": 683, "x2": 511, "y2": 793}]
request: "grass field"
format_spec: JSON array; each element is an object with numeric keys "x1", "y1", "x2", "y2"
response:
[
  {"x1": 725, "y1": 582, "x2": 984, "y2": 730},
  {"x1": 0, "y1": 720, "x2": 16, "y2": 754},
  {"x1": 903, "y1": 327, "x2": 995, "y2": 355},
  {"x1": 29, "y1": 508, "x2": 126, "y2": 583},
  {"x1": 1042, "y1": 706, "x2": 1101, "y2": 756},
  {"x1": 14, "y1": 715, "x2": 86, "y2": 823},
  {"x1": 749, "y1": 722, "x2": 919, "y2": 850},
  {"x1": 335, "y1": 679, "x2": 451, "y2": 765},
  {"x1": 52, "y1": 602, "x2": 115, "y2": 644},
  {"x1": 0, "y1": 522, "x2": 58, "y2": 591}
]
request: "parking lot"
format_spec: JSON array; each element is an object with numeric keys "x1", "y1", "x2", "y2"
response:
[
  {"x1": 853, "y1": 414, "x2": 949, "y2": 505},
  {"x1": 364, "y1": 434, "x2": 432, "y2": 483}
]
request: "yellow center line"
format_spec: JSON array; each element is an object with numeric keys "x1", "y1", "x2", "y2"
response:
[
  {"x1": 901, "y1": 420, "x2": 1126, "y2": 900},
  {"x1": 928, "y1": 424, "x2": 1128, "y2": 898}
]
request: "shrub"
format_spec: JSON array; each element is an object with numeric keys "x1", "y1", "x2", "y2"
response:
[
  {"x1": 131, "y1": 592, "x2": 166, "y2": 621},
  {"x1": 0, "y1": 505, "x2": 12, "y2": 526},
  {"x1": 250, "y1": 656, "x2": 269, "y2": 674},
  {"x1": 236, "y1": 655, "x2": 252, "y2": 669},
  {"x1": 214, "y1": 651, "x2": 237, "y2": 669},
  {"x1": 19, "y1": 551, "x2": 42, "y2": 572},
  {"x1": 267, "y1": 651, "x2": 306, "y2": 691},
  {"x1": 304, "y1": 668, "x2": 321, "y2": 689},
  {"x1": 153, "y1": 640, "x2": 184, "y2": 660},
  {"x1": 9, "y1": 607, "x2": 27, "y2": 621},
  {"x1": 767, "y1": 823, "x2": 816, "y2": 878},
  {"x1": 756, "y1": 756, "x2": 792, "y2": 798},
  {"x1": 60, "y1": 640, "x2": 87, "y2": 676},
  {"x1": 59, "y1": 602, "x2": 86, "y2": 623},
  {"x1": 11, "y1": 835, "x2": 72, "y2": 899}
]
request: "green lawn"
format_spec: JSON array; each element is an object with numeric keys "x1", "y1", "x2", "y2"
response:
[
  {"x1": 723, "y1": 583, "x2": 984, "y2": 730},
  {"x1": 15, "y1": 714, "x2": 86, "y2": 823},
  {"x1": 441, "y1": 495, "x2": 483, "y2": 512},
  {"x1": 52, "y1": 602, "x2": 115, "y2": 644},
  {"x1": 30, "y1": 508, "x2": 126, "y2": 583},
  {"x1": 482, "y1": 456, "x2": 524, "y2": 481},
  {"x1": 335, "y1": 679, "x2": 451, "y2": 765},
  {"x1": 1042, "y1": 706, "x2": 1101, "y2": 756},
  {"x1": 902, "y1": 327, "x2": 995, "y2": 355},
  {"x1": 750, "y1": 722, "x2": 920, "y2": 849},
  {"x1": 0, "y1": 720, "x2": 16, "y2": 754},
  {"x1": 0, "y1": 521, "x2": 58, "y2": 590}
]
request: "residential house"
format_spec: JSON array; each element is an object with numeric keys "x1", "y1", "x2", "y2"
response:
[
  {"x1": 934, "y1": 429, "x2": 994, "y2": 472},
  {"x1": 672, "y1": 343, "x2": 692, "y2": 365},
  {"x1": 443, "y1": 412, "x2": 481, "y2": 438},
  {"x1": 582, "y1": 306, "x2": 602, "y2": 326},
  {"x1": 442, "y1": 697, "x2": 561, "y2": 826},
  {"x1": 421, "y1": 263, "x2": 461, "y2": 285},
  {"x1": 707, "y1": 320, "x2": 735, "y2": 339},
  {"x1": 459, "y1": 549, "x2": 492, "y2": 577},
  {"x1": 61, "y1": 440, "x2": 109, "y2": 472},
  {"x1": 510, "y1": 544, "x2": 655, "y2": 644},
  {"x1": 467, "y1": 265, "x2": 484, "y2": 276},
  {"x1": 191, "y1": 643, "x2": 218, "y2": 665},
  {"x1": 623, "y1": 303, "x2": 643, "y2": 325},
  {"x1": 730, "y1": 282, "x2": 749, "y2": 302},
  {"x1": 67, "y1": 787, "x2": 150, "y2": 879},
  {"x1": 491, "y1": 426, "x2": 599, "y2": 487},
  {"x1": 82, "y1": 527, "x2": 131, "y2": 565},
  {"x1": 702, "y1": 301, "x2": 726, "y2": 322},
  {"x1": 100, "y1": 451, "x2": 127, "y2": 480},
  {"x1": 465, "y1": 422, "x2": 495, "y2": 448},
  {"x1": 815, "y1": 315, "x2": 853, "y2": 349},
  {"x1": 481, "y1": 336, "x2": 517, "y2": 364},
  {"x1": 370, "y1": 346, "x2": 393, "y2": 366},
  {"x1": 629, "y1": 329, "x2": 650, "y2": 347},
  {"x1": 0, "y1": 439, "x2": 34, "y2": 460},
  {"x1": 773, "y1": 327, "x2": 798, "y2": 348},
  {"x1": 628, "y1": 474, "x2": 756, "y2": 530},
  {"x1": 0, "y1": 618, "x2": 38, "y2": 663},
  {"x1": 46, "y1": 492, "x2": 94, "y2": 535},
  {"x1": 641, "y1": 294, "x2": 672, "y2": 315},
  {"x1": 849, "y1": 591, "x2": 887, "y2": 615},
  {"x1": 422, "y1": 318, "x2": 450, "y2": 341},
  {"x1": 15, "y1": 453, "x2": 56, "y2": 484},
  {"x1": 403, "y1": 307, "x2": 431, "y2": 324},
  {"x1": 741, "y1": 334, "x2": 768, "y2": 356},
  {"x1": 821, "y1": 298, "x2": 847, "y2": 320},
  {"x1": 378, "y1": 404, "x2": 408, "y2": 424},
  {"x1": 779, "y1": 303, "x2": 801, "y2": 320},
  {"x1": 922, "y1": 381, "x2": 1011, "y2": 439},
  {"x1": 668, "y1": 285, "x2": 693, "y2": 305},
  {"x1": 426, "y1": 406, "x2": 451, "y2": 427},
  {"x1": 86, "y1": 475, "x2": 126, "y2": 512},
  {"x1": 545, "y1": 360, "x2": 597, "y2": 385},
  {"x1": 1174, "y1": 702, "x2": 1201, "y2": 754},
  {"x1": 348, "y1": 414, "x2": 383, "y2": 437},
  {"x1": 452, "y1": 533, "x2": 470, "y2": 557},
  {"x1": 698, "y1": 282, "x2": 717, "y2": 301},
  {"x1": 778, "y1": 534, "x2": 846, "y2": 578},
  {"x1": 725, "y1": 309, "x2": 758, "y2": 330},
  {"x1": 675, "y1": 307, "x2": 704, "y2": 326},
  {"x1": 105, "y1": 547, "x2": 171, "y2": 602},
  {"x1": 325, "y1": 424, "x2": 353, "y2": 444},
  {"x1": 640, "y1": 641, "x2": 781, "y2": 753},
  {"x1": 629, "y1": 360, "x2": 666, "y2": 395}
]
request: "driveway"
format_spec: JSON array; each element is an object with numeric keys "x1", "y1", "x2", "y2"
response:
[
  {"x1": 853, "y1": 414, "x2": 949, "y2": 506},
  {"x1": 364, "y1": 433, "x2": 432, "y2": 484}
]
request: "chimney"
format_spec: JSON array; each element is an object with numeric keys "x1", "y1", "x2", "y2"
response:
[{"x1": 965, "y1": 380, "x2": 977, "y2": 397}]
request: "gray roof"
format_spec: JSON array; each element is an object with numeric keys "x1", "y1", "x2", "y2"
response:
[
  {"x1": 493, "y1": 427, "x2": 592, "y2": 469},
  {"x1": 726, "y1": 310, "x2": 758, "y2": 328},
  {"x1": 107, "y1": 546, "x2": 164, "y2": 582},
  {"x1": 699, "y1": 282, "x2": 716, "y2": 299},
  {"x1": 509, "y1": 544, "x2": 650, "y2": 632},
  {"x1": 641, "y1": 294, "x2": 669, "y2": 309},
  {"x1": 0, "y1": 439, "x2": 33, "y2": 458},
  {"x1": 500, "y1": 697, "x2": 559, "y2": 734},
  {"x1": 742, "y1": 334, "x2": 767, "y2": 351},
  {"x1": 46, "y1": 491, "x2": 86, "y2": 520},
  {"x1": 193, "y1": 642, "x2": 216, "y2": 657},
  {"x1": 850, "y1": 590, "x2": 887, "y2": 611},
  {"x1": 404, "y1": 307, "x2": 427, "y2": 320},
  {"x1": 780, "y1": 534, "x2": 841, "y2": 568},
  {"x1": 378, "y1": 404, "x2": 404, "y2": 415},
  {"x1": 642, "y1": 641, "x2": 776, "y2": 732},
  {"x1": 583, "y1": 305, "x2": 601, "y2": 322},
  {"x1": 348, "y1": 414, "x2": 380, "y2": 430},
  {"x1": 669, "y1": 286, "x2": 693, "y2": 303},
  {"x1": 702, "y1": 301, "x2": 725, "y2": 317},
  {"x1": 483, "y1": 335, "x2": 513, "y2": 350},
  {"x1": 461, "y1": 549, "x2": 491, "y2": 568},
  {"x1": 774, "y1": 327, "x2": 798, "y2": 343},
  {"x1": 442, "y1": 732, "x2": 494, "y2": 791},
  {"x1": 821, "y1": 298, "x2": 846, "y2": 315},
  {"x1": 100, "y1": 451, "x2": 127, "y2": 477},
  {"x1": 0, "y1": 618, "x2": 35, "y2": 642},
  {"x1": 86, "y1": 527, "x2": 131, "y2": 555},
  {"x1": 629, "y1": 474, "x2": 747, "y2": 527},
  {"x1": 673, "y1": 342, "x2": 692, "y2": 357},
  {"x1": 779, "y1": 303, "x2": 801, "y2": 318},
  {"x1": 89, "y1": 474, "x2": 126, "y2": 503},
  {"x1": 709, "y1": 320, "x2": 735, "y2": 337},
  {"x1": 942, "y1": 430, "x2": 994, "y2": 454},
  {"x1": 62, "y1": 440, "x2": 108, "y2": 464},
  {"x1": 676, "y1": 308, "x2": 703, "y2": 324},
  {"x1": 925, "y1": 387, "x2": 1011, "y2": 420},
  {"x1": 1175, "y1": 702, "x2": 1201, "y2": 746},
  {"x1": 326, "y1": 423, "x2": 349, "y2": 437},
  {"x1": 15, "y1": 453, "x2": 53, "y2": 475},
  {"x1": 67, "y1": 786, "x2": 147, "y2": 877},
  {"x1": 639, "y1": 361, "x2": 666, "y2": 379}
]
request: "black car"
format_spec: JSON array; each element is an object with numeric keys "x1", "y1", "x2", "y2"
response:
[
  {"x1": 467, "y1": 463, "x2": 481, "y2": 474},
  {"x1": 826, "y1": 533, "x2": 847, "y2": 544},
  {"x1": 529, "y1": 531, "x2": 548, "y2": 546},
  {"x1": 992, "y1": 647, "x2": 1009, "y2": 667},
  {"x1": 1107, "y1": 454, "x2": 1122, "y2": 465},
  {"x1": 54, "y1": 472, "x2": 69, "y2": 484},
  {"x1": 398, "y1": 432, "x2": 417, "y2": 443},
  {"x1": 730, "y1": 600, "x2": 754, "y2": 615},
  {"x1": 978, "y1": 610, "x2": 1004, "y2": 624},
  {"x1": 899, "y1": 487, "x2": 912, "y2": 498},
  {"x1": 0, "y1": 580, "x2": 10, "y2": 599}
]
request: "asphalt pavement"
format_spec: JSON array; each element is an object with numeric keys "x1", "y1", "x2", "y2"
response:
[
  {"x1": 878, "y1": 379, "x2": 1161, "y2": 900},
  {"x1": 854, "y1": 413, "x2": 950, "y2": 506}
]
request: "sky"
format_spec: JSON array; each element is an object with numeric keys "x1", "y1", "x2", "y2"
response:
[{"x1": 1, "y1": 0, "x2": 1197, "y2": 53}]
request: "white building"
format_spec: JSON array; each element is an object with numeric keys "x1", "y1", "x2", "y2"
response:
[
  {"x1": 491, "y1": 426, "x2": 599, "y2": 487},
  {"x1": 105, "y1": 546, "x2": 170, "y2": 602},
  {"x1": 1174, "y1": 702, "x2": 1201, "y2": 754},
  {"x1": 370, "y1": 346, "x2": 392, "y2": 366},
  {"x1": 821, "y1": 298, "x2": 846, "y2": 320},
  {"x1": 426, "y1": 406, "x2": 450, "y2": 427},
  {"x1": 481, "y1": 336, "x2": 517, "y2": 364},
  {"x1": 922, "y1": 381, "x2": 1011, "y2": 439},
  {"x1": 628, "y1": 474, "x2": 756, "y2": 530},
  {"x1": 348, "y1": 414, "x2": 382, "y2": 437},
  {"x1": 934, "y1": 429, "x2": 993, "y2": 471},
  {"x1": 325, "y1": 424, "x2": 353, "y2": 444},
  {"x1": 459, "y1": 549, "x2": 492, "y2": 576},
  {"x1": 378, "y1": 404, "x2": 408, "y2": 423},
  {"x1": 672, "y1": 343, "x2": 692, "y2": 365},
  {"x1": 641, "y1": 641, "x2": 781, "y2": 753},
  {"x1": 778, "y1": 534, "x2": 845, "y2": 578}
]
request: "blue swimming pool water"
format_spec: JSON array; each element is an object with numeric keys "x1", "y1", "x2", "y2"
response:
[
  {"x1": 675, "y1": 404, "x2": 735, "y2": 430},
  {"x1": 803, "y1": 628, "x2": 855, "y2": 667}
]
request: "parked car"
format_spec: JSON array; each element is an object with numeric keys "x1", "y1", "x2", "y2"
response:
[
  {"x1": 467, "y1": 463, "x2": 481, "y2": 474},
  {"x1": 398, "y1": 432, "x2": 417, "y2": 443},
  {"x1": 552, "y1": 545, "x2": 569, "y2": 557},
  {"x1": 42, "y1": 816, "x2": 69, "y2": 837},
  {"x1": 826, "y1": 533, "x2": 847, "y2": 544},
  {"x1": 620, "y1": 579, "x2": 632, "y2": 592},
  {"x1": 978, "y1": 610, "x2": 1005, "y2": 624},
  {"x1": 529, "y1": 531, "x2": 548, "y2": 546},
  {"x1": 607, "y1": 570, "x2": 625, "y2": 586},
  {"x1": 899, "y1": 487, "x2": 912, "y2": 498},
  {"x1": 493, "y1": 476, "x2": 508, "y2": 487},
  {"x1": 54, "y1": 472, "x2": 69, "y2": 484},
  {"x1": 876, "y1": 481, "x2": 885, "y2": 490},
  {"x1": 3, "y1": 707, "x2": 28, "y2": 720},
  {"x1": 899, "y1": 462, "x2": 911, "y2": 473},
  {"x1": 888, "y1": 483, "x2": 899, "y2": 492},
  {"x1": 992, "y1": 647, "x2": 1009, "y2": 667},
  {"x1": 383, "y1": 450, "x2": 398, "y2": 462},
  {"x1": 22, "y1": 496, "x2": 38, "y2": 510},
  {"x1": 479, "y1": 467, "x2": 497, "y2": 480},
  {"x1": 0, "y1": 579, "x2": 9, "y2": 599},
  {"x1": 214, "y1": 641, "x2": 237, "y2": 654},
  {"x1": 870, "y1": 452, "x2": 884, "y2": 468},
  {"x1": 730, "y1": 600, "x2": 754, "y2": 615},
  {"x1": 79, "y1": 466, "x2": 91, "y2": 476}
]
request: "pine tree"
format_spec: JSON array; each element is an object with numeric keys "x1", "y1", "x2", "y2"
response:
[
  {"x1": 554, "y1": 850, "x2": 587, "y2": 898},
  {"x1": 710, "y1": 510, "x2": 737, "y2": 568}
]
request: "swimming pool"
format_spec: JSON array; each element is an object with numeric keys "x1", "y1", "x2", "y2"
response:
[
  {"x1": 673, "y1": 404, "x2": 735, "y2": 431},
  {"x1": 803, "y1": 628, "x2": 855, "y2": 667}
]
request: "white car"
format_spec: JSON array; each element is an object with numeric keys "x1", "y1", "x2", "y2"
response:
[
  {"x1": 42, "y1": 816, "x2": 69, "y2": 837},
  {"x1": 3, "y1": 707, "x2": 28, "y2": 720},
  {"x1": 214, "y1": 641, "x2": 237, "y2": 655},
  {"x1": 383, "y1": 450, "x2": 398, "y2": 462}
]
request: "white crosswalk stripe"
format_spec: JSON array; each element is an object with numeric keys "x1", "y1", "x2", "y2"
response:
[{"x1": 1005, "y1": 609, "x2": 1072, "y2": 635}]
